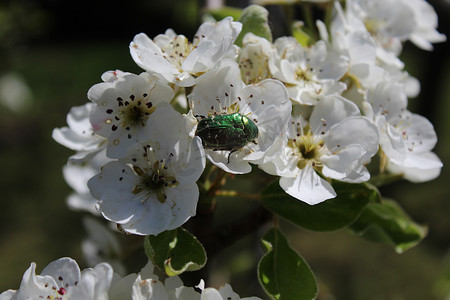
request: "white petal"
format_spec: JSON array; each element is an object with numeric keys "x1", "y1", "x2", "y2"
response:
[
  {"x1": 241, "y1": 79, "x2": 291, "y2": 161},
  {"x1": 310, "y1": 95, "x2": 360, "y2": 130},
  {"x1": 206, "y1": 149, "x2": 252, "y2": 174},
  {"x1": 0, "y1": 290, "x2": 16, "y2": 300},
  {"x1": 71, "y1": 263, "x2": 113, "y2": 300},
  {"x1": 17, "y1": 263, "x2": 59, "y2": 298},
  {"x1": 280, "y1": 165, "x2": 336, "y2": 205},
  {"x1": 131, "y1": 276, "x2": 169, "y2": 300},
  {"x1": 41, "y1": 257, "x2": 81, "y2": 288},
  {"x1": 403, "y1": 113, "x2": 438, "y2": 153},
  {"x1": 130, "y1": 33, "x2": 179, "y2": 83},
  {"x1": 387, "y1": 151, "x2": 442, "y2": 182},
  {"x1": 88, "y1": 161, "x2": 142, "y2": 223},
  {"x1": 188, "y1": 59, "x2": 243, "y2": 116},
  {"x1": 165, "y1": 182, "x2": 199, "y2": 230},
  {"x1": 325, "y1": 116, "x2": 379, "y2": 164}
]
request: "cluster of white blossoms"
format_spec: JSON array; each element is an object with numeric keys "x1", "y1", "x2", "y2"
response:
[
  {"x1": 53, "y1": 0, "x2": 444, "y2": 236},
  {"x1": 0, "y1": 258, "x2": 260, "y2": 300}
]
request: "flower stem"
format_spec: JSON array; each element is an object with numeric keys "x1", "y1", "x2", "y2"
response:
[
  {"x1": 215, "y1": 189, "x2": 260, "y2": 201},
  {"x1": 301, "y1": 2, "x2": 318, "y2": 41}
]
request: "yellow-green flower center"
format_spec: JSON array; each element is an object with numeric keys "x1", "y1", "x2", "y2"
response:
[{"x1": 288, "y1": 131, "x2": 324, "y2": 170}]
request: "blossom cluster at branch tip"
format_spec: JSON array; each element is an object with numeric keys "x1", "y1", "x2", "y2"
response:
[
  {"x1": 53, "y1": 0, "x2": 444, "y2": 234},
  {"x1": 0, "y1": 258, "x2": 262, "y2": 300}
]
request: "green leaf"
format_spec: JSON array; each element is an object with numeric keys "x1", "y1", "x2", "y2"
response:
[
  {"x1": 292, "y1": 21, "x2": 314, "y2": 47},
  {"x1": 261, "y1": 180, "x2": 379, "y2": 231},
  {"x1": 235, "y1": 4, "x2": 272, "y2": 47},
  {"x1": 144, "y1": 227, "x2": 207, "y2": 276},
  {"x1": 349, "y1": 199, "x2": 428, "y2": 253},
  {"x1": 258, "y1": 228, "x2": 317, "y2": 300}
]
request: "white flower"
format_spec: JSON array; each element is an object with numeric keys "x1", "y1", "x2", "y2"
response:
[
  {"x1": 63, "y1": 150, "x2": 110, "y2": 214},
  {"x1": 269, "y1": 36, "x2": 348, "y2": 105},
  {"x1": 366, "y1": 81, "x2": 442, "y2": 182},
  {"x1": 130, "y1": 17, "x2": 242, "y2": 87},
  {"x1": 52, "y1": 102, "x2": 106, "y2": 163},
  {"x1": 334, "y1": 0, "x2": 445, "y2": 63},
  {"x1": 318, "y1": 17, "x2": 385, "y2": 91},
  {"x1": 188, "y1": 59, "x2": 291, "y2": 174},
  {"x1": 238, "y1": 33, "x2": 273, "y2": 84},
  {"x1": 88, "y1": 71, "x2": 175, "y2": 159},
  {"x1": 111, "y1": 261, "x2": 262, "y2": 300},
  {"x1": 260, "y1": 96, "x2": 379, "y2": 204},
  {"x1": 196, "y1": 280, "x2": 262, "y2": 300},
  {"x1": 82, "y1": 217, "x2": 125, "y2": 276},
  {"x1": 0, "y1": 258, "x2": 113, "y2": 300},
  {"x1": 406, "y1": 0, "x2": 447, "y2": 51},
  {"x1": 108, "y1": 261, "x2": 160, "y2": 300},
  {"x1": 88, "y1": 106, "x2": 205, "y2": 235}
]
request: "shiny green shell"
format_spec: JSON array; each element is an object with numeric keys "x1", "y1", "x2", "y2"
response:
[{"x1": 195, "y1": 113, "x2": 258, "y2": 152}]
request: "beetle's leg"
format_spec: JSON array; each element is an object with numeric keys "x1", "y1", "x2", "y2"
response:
[
  {"x1": 252, "y1": 140, "x2": 258, "y2": 145},
  {"x1": 227, "y1": 149, "x2": 237, "y2": 164},
  {"x1": 194, "y1": 115, "x2": 205, "y2": 119}
]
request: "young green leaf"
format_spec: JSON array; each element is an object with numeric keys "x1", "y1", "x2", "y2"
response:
[
  {"x1": 261, "y1": 180, "x2": 379, "y2": 231},
  {"x1": 144, "y1": 227, "x2": 207, "y2": 276},
  {"x1": 235, "y1": 4, "x2": 272, "y2": 47},
  {"x1": 292, "y1": 21, "x2": 314, "y2": 47},
  {"x1": 258, "y1": 228, "x2": 317, "y2": 300},
  {"x1": 349, "y1": 199, "x2": 428, "y2": 253}
]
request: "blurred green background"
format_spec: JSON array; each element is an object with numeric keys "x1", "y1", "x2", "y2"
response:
[{"x1": 0, "y1": 0, "x2": 449, "y2": 299}]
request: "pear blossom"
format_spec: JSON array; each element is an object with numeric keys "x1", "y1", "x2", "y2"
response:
[
  {"x1": 269, "y1": 36, "x2": 348, "y2": 105},
  {"x1": 63, "y1": 150, "x2": 110, "y2": 214},
  {"x1": 88, "y1": 106, "x2": 205, "y2": 235},
  {"x1": 130, "y1": 17, "x2": 242, "y2": 87},
  {"x1": 366, "y1": 81, "x2": 442, "y2": 182},
  {"x1": 108, "y1": 261, "x2": 262, "y2": 300},
  {"x1": 88, "y1": 71, "x2": 174, "y2": 159},
  {"x1": 260, "y1": 96, "x2": 379, "y2": 204},
  {"x1": 238, "y1": 33, "x2": 273, "y2": 84},
  {"x1": 52, "y1": 102, "x2": 106, "y2": 163},
  {"x1": 0, "y1": 258, "x2": 113, "y2": 300},
  {"x1": 334, "y1": 0, "x2": 445, "y2": 66},
  {"x1": 406, "y1": 0, "x2": 447, "y2": 51},
  {"x1": 318, "y1": 18, "x2": 385, "y2": 91},
  {"x1": 109, "y1": 261, "x2": 182, "y2": 300},
  {"x1": 82, "y1": 217, "x2": 125, "y2": 276},
  {"x1": 188, "y1": 59, "x2": 291, "y2": 174},
  {"x1": 196, "y1": 280, "x2": 262, "y2": 300}
]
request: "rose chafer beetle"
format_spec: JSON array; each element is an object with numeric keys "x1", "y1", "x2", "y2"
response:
[{"x1": 195, "y1": 112, "x2": 259, "y2": 163}]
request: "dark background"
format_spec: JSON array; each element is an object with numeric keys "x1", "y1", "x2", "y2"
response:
[{"x1": 0, "y1": 0, "x2": 449, "y2": 299}]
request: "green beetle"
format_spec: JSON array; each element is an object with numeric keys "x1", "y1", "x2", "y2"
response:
[{"x1": 195, "y1": 112, "x2": 259, "y2": 163}]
